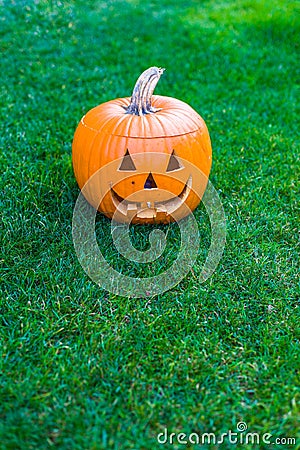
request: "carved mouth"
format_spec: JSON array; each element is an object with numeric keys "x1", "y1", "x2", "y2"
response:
[{"x1": 111, "y1": 176, "x2": 192, "y2": 219}]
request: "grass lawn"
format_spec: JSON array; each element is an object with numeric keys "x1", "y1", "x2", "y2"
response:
[{"x1": 1, "y1": 0, "x2": 299, "y2": 448}]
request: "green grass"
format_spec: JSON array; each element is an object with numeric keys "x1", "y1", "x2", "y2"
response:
[{"x1": 1, "y1": 0, "x2": 299, "y2": 448}]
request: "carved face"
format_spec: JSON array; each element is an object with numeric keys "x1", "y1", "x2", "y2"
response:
[
  {"x1": 84, "y1": 131, "x2": 211, "y2": 224},
  {"x1": 107, "y1": 149, "x2": 192, "y2": 223}
]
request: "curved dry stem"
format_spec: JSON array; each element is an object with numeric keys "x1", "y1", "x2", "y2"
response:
[{"x1": 125, "y1": 66, "x2": 165, "y2": 116}]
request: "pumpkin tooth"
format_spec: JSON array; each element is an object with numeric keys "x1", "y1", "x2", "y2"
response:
[
  {"x1": 156, "y1": 204, "x2": 167, "y2": 213},
  {"x1": 127, "y1": 203, "x2": 138, "y2": 212},
  {"x1": 137, "y1": 208, "x2": 157, "y2": 219}
]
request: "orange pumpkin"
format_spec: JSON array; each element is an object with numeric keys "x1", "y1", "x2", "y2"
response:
[{"x1": 72, "y1": 67, "x2": 212, "y2": 224}]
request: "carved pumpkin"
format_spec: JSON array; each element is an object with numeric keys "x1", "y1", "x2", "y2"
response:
[{"x1": 72, "y1": 67, "x2": 212, "y2": 224}]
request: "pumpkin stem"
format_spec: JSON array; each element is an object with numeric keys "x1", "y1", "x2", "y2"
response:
[{"x1": 125, "y1": 66, "x2": 165, "y2": 116}]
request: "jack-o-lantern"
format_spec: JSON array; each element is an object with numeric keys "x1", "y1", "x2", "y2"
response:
[{"x1": 72, "y1": 67, "x2": 212, "y2": 224}]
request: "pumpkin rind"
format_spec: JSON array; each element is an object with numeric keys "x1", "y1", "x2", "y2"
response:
[{"x1": 72, "y1": 67, "x2": 212, "y2": 224}]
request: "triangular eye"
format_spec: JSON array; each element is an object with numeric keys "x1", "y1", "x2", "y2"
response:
[
  {"x1": 166, "y1": 150, "x2": 182, "y2": 172},
  {"x1": 118, "y1": 149, "x2": 137, "y2": 171}
]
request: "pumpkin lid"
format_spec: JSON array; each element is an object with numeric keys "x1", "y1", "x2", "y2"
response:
[{"x1": 81, "y1": 95, "x2": 206, "y2": 139}]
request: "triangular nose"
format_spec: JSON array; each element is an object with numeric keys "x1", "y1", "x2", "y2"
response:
[{"x1": 144, "y1": 173, "x2": 157, "y2": 189}]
